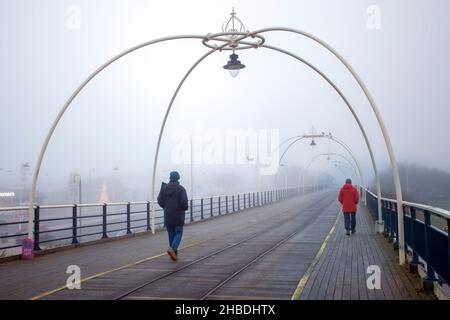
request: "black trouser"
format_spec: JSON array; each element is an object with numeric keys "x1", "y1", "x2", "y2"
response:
[{"x1": 343, "y1": 212, "x2": 356, "y2": 231}]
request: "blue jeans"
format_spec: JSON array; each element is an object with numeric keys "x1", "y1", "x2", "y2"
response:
[
  {"x1": 344, "y1": 212, "x2": 356, "y2": 231},
  {"x1": 166, "y1": 225, "x2": 183, "y2": 254}
]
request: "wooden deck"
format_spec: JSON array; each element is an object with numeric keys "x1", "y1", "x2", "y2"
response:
[
  {"x1": 0, "y1": 190, "x2": 433, "y2": 300},
  {"x1": 297, "y1": 205, "x2": 433, "y2": 300}
]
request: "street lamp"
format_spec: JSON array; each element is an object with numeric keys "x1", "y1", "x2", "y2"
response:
[
  {"x1": 223, "y1": 52, "x2": 245, "y2": 77},
  {"x1": 222, "y1": 9, "x2": 246, "y2": 77}
]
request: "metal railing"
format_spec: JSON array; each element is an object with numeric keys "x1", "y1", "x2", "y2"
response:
[
  {"x1": 363, "y1": 187, "x2": 450, "y2": 286},
  {"x1": 0, "y1": 185, "x2": 324, "y2": 258}
]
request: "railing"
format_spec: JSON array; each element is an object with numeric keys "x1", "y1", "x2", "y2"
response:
[
  {"x1": 364, "y1": 187, "x2": 450, "y2": 286},
  {"x1": 0, "y1": 185, "x2": 324, "y2": 258}
]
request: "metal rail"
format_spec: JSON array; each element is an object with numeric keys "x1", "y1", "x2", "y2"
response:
[
  {"x1": 0, "y1": 186, "x2": 325, "y2": 257},
  {"x1": 113, "y1": 192, "x2": 334, "y2": 300},
  {"x1": 363, "y1": 187, "x2": 450, "y2": 286}
]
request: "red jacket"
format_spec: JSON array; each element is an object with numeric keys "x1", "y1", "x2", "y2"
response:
[{"x1": 338, "y1": 183, "x2": 359, "y2": 213}]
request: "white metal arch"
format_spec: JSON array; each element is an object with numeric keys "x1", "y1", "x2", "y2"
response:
[
  {"x1": 306, "y1": 153, "x2": 361, "y2": 185},
  {"x1": 28, "y1": 27, "x2": 404, "y2": 264},
  {"x1": 255, "y1": 27, "x2": 405, "y2": 264}
]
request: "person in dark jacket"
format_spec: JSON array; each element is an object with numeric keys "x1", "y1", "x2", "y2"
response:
[
  {"x1": 338, "y1": 178, "x2": 360, "y2": 236},
  {"x1": 157, "y1": 171, "x2": 189, "y2": 261}
]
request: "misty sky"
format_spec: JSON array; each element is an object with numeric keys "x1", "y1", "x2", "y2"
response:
[{"x1": 1, "y1": 0, "x2": 449, "y2": 198}]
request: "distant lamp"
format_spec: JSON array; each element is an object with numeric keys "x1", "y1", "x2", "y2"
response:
[
  {"x1": 223, "y1": 52, "x2": 245, "y2": 77},
  {"x1": 310, "y1": 139, "x2": 317, "y2": 148}
]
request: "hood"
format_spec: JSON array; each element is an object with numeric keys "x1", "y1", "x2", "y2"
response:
[
  {"x1": 162, "y1": 181, "x2": 180, "y2": 196},
  {"x1": 342, "y1": 183, "x2": 353, "y2": 190}
]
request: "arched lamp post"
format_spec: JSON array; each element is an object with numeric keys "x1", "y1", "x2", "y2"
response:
[{"x1": 26, "y1": 10, "x2": 405, "y2": 264}]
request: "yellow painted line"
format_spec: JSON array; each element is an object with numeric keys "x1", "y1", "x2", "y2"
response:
[
  {"x1": 30, "y1": 239, "x2": 208, "y2": 300},
  {"x1": 31, "y1": 196, "x2": 328, "y2": 300},
  {"x1": 290, "y1": 211, "x2": 341, "y2": 300}
]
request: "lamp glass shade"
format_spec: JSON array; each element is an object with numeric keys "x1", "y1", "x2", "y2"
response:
[{"x1": 229, "y1": 69, "x2": 240, "y2": 77}]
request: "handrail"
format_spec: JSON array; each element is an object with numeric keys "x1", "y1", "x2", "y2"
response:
[
  {"x1": 363, "y1": 188, "x2": 450, "y2": 220},
  {"x1": 0, "y1": 186, "x2": 322, "y2": 258}
]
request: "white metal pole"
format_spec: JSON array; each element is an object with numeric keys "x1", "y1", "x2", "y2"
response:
[
  {"x1": 190, "y1": 132, "x2": 194, "y2": 200},
  {"x1": 258, "y1": 28, "x2": 405, "y2": 263},
  {"x1": 262, "y1": 43, "x2": 384, "y2": 233},
  {"x1": 150, "y1": 32, "x2": 255, "y2": 233},
  {"x1": 26, "y1": 35, "x2": 206, "y2": 242}
]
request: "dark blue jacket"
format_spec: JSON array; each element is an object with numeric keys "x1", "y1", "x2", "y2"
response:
[{"x1": 157, "y1": 181, "x2": 189, "y2": 226}]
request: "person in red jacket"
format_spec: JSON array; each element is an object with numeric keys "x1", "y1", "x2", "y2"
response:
[{"x1": 338, "y1": 178, "x2": 360, "y2": 235}]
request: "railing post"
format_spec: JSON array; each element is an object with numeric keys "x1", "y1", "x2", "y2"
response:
[
  {"x1": 232, "y1": 195, "x2": 235, "y2": 212},
  {"x1": 218, "y1": 196, "x2": 221, "y2": 215},
  {"x1": 201, "y1": 198, "x2": 204, "y2": 220},
  {"x1": 146, "y1": 201, "x2": 151, "y2": 231},
  {"x1": 190, "y1": 199, "x2": 194, "y2": 221},
  {"x1": 243, "y1": 193, "x2": 246, "y2": 209},
  {"x1": 210, "y1": 197, "x2": 213, "y2": 217},
  {"x1": 248, "y1": 193, "x2": 251, "y2": 207},
  {"x1": 72, "y1": 204, "x2": 78, "y2": 244},
  {"x1": 253, "y1": 192, "x2": 255, "y2": 207},
  {"x1": 33, "y1": 206, "x2": 41, "y2": 251},
  {"x1": 126, "y1": 202, "x2": 131, "y2": 234},
  {"x1": 423, "y1": 210, "x2": 437, "y2": 291},
  {"x1": 388, "y1": 202, "x2": 394, "y2": 242},
  {"x1": 237, "y1": 194, "x2": 240, "y2": 211},
  {"x1": 226, "y1": 195, "x2": 229, "y2": 214},
  {"x1": 408, "y1": 206, "x2": 419, "y2": 273},
  {"x1": 447, "y1": 218, "x2": 450, "y2": 283},
  {"x1": 382, "y1": 200, "x2": 388, "y2": 235},
  {"x1": 393, "y1": 202, "x2": 399, "y2": 250},
  {"x1": 102, "y1": 203, "x2": 108, "y2": 239}
]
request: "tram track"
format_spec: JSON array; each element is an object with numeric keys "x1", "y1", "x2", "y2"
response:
[{"x1": 114, "y1": 194, "x2": 336, "y2": 300}]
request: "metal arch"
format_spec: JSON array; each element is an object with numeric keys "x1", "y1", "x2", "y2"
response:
[
  {"x1": 278, "y1": 134, "x2": 365, "y2": 201},
  {"x1": 254, "y1": 27, "x2": 405, "y2": 264},
  {"x1": 319, "y1": 163, "x2": 349, "y2": 184},
  {"x1": 149, "y1": 33, "x2": 256, "y2": 233},
  {"x1": 260, "y1": 43, "x2": 380, "y2": 227},
  {"x1": 319, "y1": 161, "x2": 355, "y2": 180},
  {"x1": 310, "y1": 160, "x2": 358, "y2": 194},
  {"x1": 306, "y1": 153, "x2": 361, "y2": 185},
  {"x1": 26, "y1": 35, "x2": 211, "y2": 240},
  {"x1": 324, "y1": 160, "x2": 357, "y2": 178}
]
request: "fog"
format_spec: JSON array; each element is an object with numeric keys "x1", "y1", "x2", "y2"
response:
[{"x1": 1, "y1": 0, "x2": 449, "y2": 206}]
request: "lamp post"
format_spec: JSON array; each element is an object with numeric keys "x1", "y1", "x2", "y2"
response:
[
  {"x1": 20, "y1": 162, "x2": 30, "y2": 205},
  {"x1": 71, "y1": 172, "x2": 82, "y2": 238}
]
